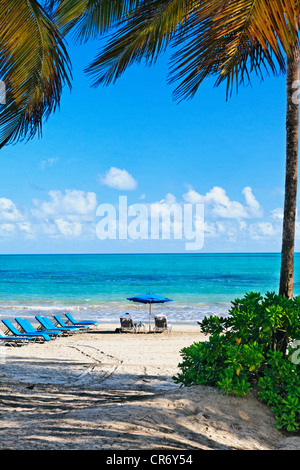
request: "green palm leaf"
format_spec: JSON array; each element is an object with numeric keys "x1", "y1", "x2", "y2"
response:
[
  {"x1": 84, "y1": 0, "x2": 191, "y2": 87},
  {"x1": 55, "y1": 0, "x2": 143, "y2": 40},
  {"x1": 170, "y1": 0, "x2": 300, "y2": 100},
  {"x1": 56, "y1": 0, "x2": 299, "y2": 99},
  {"x1": 0, "y1": 0, "x2": 72, "y2": 148}
]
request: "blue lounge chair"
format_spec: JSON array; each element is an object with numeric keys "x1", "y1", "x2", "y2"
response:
[
  {"x1": 53, "y1": 315, "x2": 82, "y2": 331},
  {"x1": 42, "y1": 315, "x2": 76, "y2": 332},
  {"x1": 64, "y1": 313, "x2": 98, "y2": 327},
  {"x1": 2, "y1": 319, "x2": 51, "y2": 343},
  {"x1": 15, "y1": 317, "x2": 59, "y2": 339},
  {"x1": 0, "y1": 331, "x2": 33, "y2": 346},
  {"x1": 35, "y1": 316, "x2": 73, "y2": 336}
]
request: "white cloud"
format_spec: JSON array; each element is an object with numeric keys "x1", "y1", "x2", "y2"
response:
[
  {"x1": 18, "y1": 222, "x2": 35, "y2": 239},
  {"x1": 55, "y1": 219, "x2": 82, "y2": 238},
  {"x1": 183, "y1": 186, "x2": 262, "y2": 219},
  {"x1": 239, "y1": 220, "x2": 247, "y2": 230},
  {"x1": 249, "y1": 222, "x2": 278, "y2": 239},
  {"x1": 182, "y1": 188, "x2": 203, "y2": 204},
  {"x1": 32, "y1": 190, "x2": 97, "y2": 219},
  {"x1": 159, "y1": 193, "x2": 177, "y2": 206},
  {"x1": 100, "y1": 167, "x2": 137, "y2": 190},
  {"x1": 0, "y1": 198, "x2": 23, "y2": 222},
  {"x1": 39, "y1": 157, "x2": 58, "y2": 170},
  {"x1": 257, "y1": 222, "x2": 277, "y2": 236},
  {"x1": 202, "y1": 221, "x2": 219, "y2": 237},
  {"x1": 0, "y1": 223, "x2": 16, "y2": 236},
  {"x1": 0, "y1": 185, "x2": 285, "y2": 251},
  {"x1": 0, "y1": 198, "x2": 35, "y2": 239},
  {"x1": 209, "y1": 187, "x2": 248, "y2": 218},
  {"x1": 271, "y1": 208, "x2": 284, "y2": 220},
  {"x1": 31, "y1": 189, "x2": 98, "y2": 239},
  {"x1": 242, "y1": 186, "x2": 263, "y2": 217}
]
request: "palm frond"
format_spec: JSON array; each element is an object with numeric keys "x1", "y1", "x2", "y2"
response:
[
  {"x1": 85, "y1": 0, "x2": 194, "y2": 86},
  {"x1": 55, "y1": 0, "x2": 143, "y2": 40},
  {"x1": 63, "y1": 0, "x2": 299, "y2": 100},
  {"x1": 41, "y1": 0, "x2": 62, "y2": 14},
  {"x1": 169, "y1": 0, "x2": 299, "y2": 100},
  {"x1": 0, "y1": 0, "x2": 72, "y2": 148}
]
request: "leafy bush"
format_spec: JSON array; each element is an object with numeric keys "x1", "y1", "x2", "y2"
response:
[{"x1": 174, "y1": 292, "x2": 300, "y2": 432}]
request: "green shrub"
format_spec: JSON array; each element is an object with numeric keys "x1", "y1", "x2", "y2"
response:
[{"x1": 174, "y1": 292, "x2": 300, "y2": 432}]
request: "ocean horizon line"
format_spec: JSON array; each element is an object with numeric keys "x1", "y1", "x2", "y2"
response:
[{"x1": 0, "y1": 251, "x2": 291, "y2": 256}]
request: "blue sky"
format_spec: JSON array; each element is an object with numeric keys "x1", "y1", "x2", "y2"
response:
[{"x1": 0, "y1": 38, "x2": 293, "y2": 254}]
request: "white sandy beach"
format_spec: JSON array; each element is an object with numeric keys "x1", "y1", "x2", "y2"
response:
[{"x1": 0, "y1": 322, "x2": 299, "y2": 450}]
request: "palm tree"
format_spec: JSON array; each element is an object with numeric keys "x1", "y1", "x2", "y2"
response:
[
  {"x1": 0, "y1": 1, "x2": 72, "y2": 148},
  {"x1": 51, "y1": 1, "x2": 300, "y2": 298},
  {"x1": 280, "y1": 43, "x2": 299, "y2": 298}
]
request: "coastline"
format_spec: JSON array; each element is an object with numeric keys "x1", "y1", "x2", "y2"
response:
[
  {"x1": 0, "y1": 322, "x2": 298, "y2": 450},
  {"x1": 0, "y1": 301, "x2": 231, "y2": 326}
]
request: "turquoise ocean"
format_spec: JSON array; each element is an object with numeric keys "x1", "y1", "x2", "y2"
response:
[{"x1": 0, "y1": 253, "x2": 298, "y2": 325}]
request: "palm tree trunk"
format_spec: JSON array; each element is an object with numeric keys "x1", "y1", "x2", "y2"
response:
[{"x1": 279, "y1": 43, "x2": 300, "y2": 299}]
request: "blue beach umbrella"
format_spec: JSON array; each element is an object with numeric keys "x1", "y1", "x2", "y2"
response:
[{"x1": 127, "y1": 293, "x2": 173, "y2": 331}]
